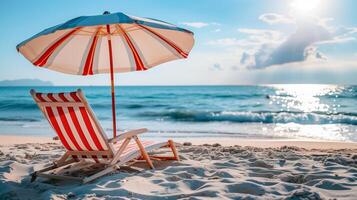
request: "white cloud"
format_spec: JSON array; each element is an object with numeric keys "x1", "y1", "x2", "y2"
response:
[
  {"x1": 206, "y1": 38, "x2": 242, "y2": 46},
  {"x1": 240, "y1": 52, "x2": 255, "y2": 66},
  {"x1": 238, "y1": 16, "x2": 357, "y2": 69},
  {"x1": 304, "y1": 46, "x2": 327, "y2": 61},
  {"x1": 206, "y1": 38, "x2": 265, "y2": 48},
  {"x1": 210, "y1": 63, "x2": 223, "y2": 71},
  {"x1": 210, "y1": 22, "x2": 221, "y2": 26},
  {"x1": 231, "y1": 65, "x2": 240, "y2": 70},
  {"x1": 212, "y1": 28, "x2": 221, "y2": 32},
  {"x1": 238, "y1": 59, "x2": 357, "y2": 84},
  {"x1": 205, "y1": 13, "x2": 357, "y2": 74},
  {"x1": 317, "y1": 26, "x2": 357, "y2": 45},
  {"x1": 244, "y1": 22, "x2": 331, "y2": 69},
  {"x1": 207, "y1": 28, "x2": 284, "y2": 48},
  {"x1": 180, "y1": 22, "x2": 221, "y2": 28},
  {"x1": 318, "y1": 36, "x2": 355, "y2": 45},
  {"x1": 316, "y1": 17, "x2": 335, "y2": 32},
  {"x1": 237, "y1": 28, "x2": 284, "y2": 43},
  {"x1": 259, "y1": 13, "x2": 295, "y2": 25},
  {"x1": 180, "y1": 22, "x2": 209, "y2": 28}
]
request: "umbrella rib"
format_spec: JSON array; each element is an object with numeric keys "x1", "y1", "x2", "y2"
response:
[
  {"x1": 136, "y1": 24, "x2": 188, "y2": 58},
  {"x1": 82, "y1": 27, "x2": 102, "y2": 75},
  {"x1": 116, "y1": 24, "x2": 147, "y2": 71},
  {"x1": 33, "y1": 27, "x2": 81, "y2": 67}
]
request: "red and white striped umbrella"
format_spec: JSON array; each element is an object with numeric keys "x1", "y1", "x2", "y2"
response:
[{"x1": 17, "y1": 11, "x2": 195, "y2": 138}]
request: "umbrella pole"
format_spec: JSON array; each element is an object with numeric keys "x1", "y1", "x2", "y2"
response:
[{"x1": 106, "y1": 24, "x2": 117, "y2": 139}]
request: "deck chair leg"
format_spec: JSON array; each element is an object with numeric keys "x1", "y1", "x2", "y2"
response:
[
  {"x1": 110, "y1": 138, "x2": 131, "y2": 165},
  {"x1": 133, "y1": 136, "x2": 154, "y2": 169},
  {"x1": 168, "y1": 140, "x2": 180, "y2": 161},
  {"x1": 147, "y1": 140, "x2": 180, "y2": 161},
  {"x1": 55, "y1": 152, "x2": 71, "y2": 166}
]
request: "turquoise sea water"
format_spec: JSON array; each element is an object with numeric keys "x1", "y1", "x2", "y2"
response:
[{"x1": 0, "y1": 85, "x2": 356, "y2": 141}]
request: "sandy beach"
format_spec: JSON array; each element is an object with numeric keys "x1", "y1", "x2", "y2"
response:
[
  {"x1": 0, "y1": 135, "x2": 356, "y2": 199},
  {"x1": 3, "y1": 0, "x2": 357, "y2": 199}
]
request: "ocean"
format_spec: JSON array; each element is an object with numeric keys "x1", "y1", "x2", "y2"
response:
[{"x1": 0, "y1": 85, "x2": 356, "y2": 142}]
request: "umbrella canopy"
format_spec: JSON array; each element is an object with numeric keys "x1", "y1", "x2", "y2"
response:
[
  {"x1": 17, "y1": 11, "x2": 195, "y2": 138},
  {"x1": 17, "y1": 12, "x2": 194, "y2": 74}
]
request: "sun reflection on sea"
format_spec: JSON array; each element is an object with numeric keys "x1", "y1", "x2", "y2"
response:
[
  {"x1": 264, "y1": 84, "x2": 350, "y2": 141},
  {"x1": 268, "y1": 84, "x2": 343, "y2": 113}
]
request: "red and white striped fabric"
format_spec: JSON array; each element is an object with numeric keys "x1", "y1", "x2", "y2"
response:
[
  {"x1": 32, "y1": 90, "x2": 109, "y2": 151},
  {"x1": 31, "y1": 89, "x2": 111, "y2": 162}
]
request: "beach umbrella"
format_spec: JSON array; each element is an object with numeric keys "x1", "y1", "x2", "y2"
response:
[{"x1": 16, "y1": 11, "x2": 195, "y2": 138}]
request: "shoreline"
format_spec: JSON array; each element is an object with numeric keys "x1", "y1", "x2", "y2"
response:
[
  {"x1": 176, "y1": 138, "x2": 357, "y2": 149},
  {"x1": 1, "y1": 134, "x2": 357, "y2": 149}
]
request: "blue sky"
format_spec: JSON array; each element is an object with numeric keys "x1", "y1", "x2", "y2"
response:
[{"x1": 1, "y1": 0, "x2": 357, "y2": 85}]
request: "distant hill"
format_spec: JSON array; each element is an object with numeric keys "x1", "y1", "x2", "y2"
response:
[{"x1": 0, "y1": 79, "x2": 53, "y2": 86}]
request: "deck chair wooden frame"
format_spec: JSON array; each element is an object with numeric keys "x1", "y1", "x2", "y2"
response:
[{"x1": 30, "y1": 89, "x2": 179, "y2": 184}]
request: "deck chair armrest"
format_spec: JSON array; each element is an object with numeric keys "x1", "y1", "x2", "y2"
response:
[{"x1": 109, "y1": 128, "x2": 148, "y2": 143}]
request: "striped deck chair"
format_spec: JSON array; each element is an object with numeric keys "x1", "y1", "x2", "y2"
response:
[{"x1": 30, "y1": 89, "x2": 179, "y2": 183}]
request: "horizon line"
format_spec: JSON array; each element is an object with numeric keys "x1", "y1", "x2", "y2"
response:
[{"x1": 1, "y1": 83, "x2": 356, "y2": 87}]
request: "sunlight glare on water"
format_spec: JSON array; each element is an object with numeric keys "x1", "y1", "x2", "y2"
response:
[
  {"x1": 266, "y1": 84, "x2": 353, "y2": 141},
  {"x1": 269, "y1": 84, "x2": 343, "y2": 113}
]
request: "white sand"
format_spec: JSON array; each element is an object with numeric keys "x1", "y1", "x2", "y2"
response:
[
  {"x1": 0, "y1": 135, "x2": 356, "y2": 199},
  {"x1": 0, "y1": 135, "x2": 55, "y2": 145},
  {"x1": 176, "y1": 137, "x2": 357, "y2": 150},
  {"x1": 2, "y1": 135, "x2": 357, "y2": 149}
]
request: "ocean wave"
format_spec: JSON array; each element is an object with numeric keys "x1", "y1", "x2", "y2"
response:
[
  {"x1": 92, "y1": 103, "x2": 169, "y2": 109},
  {"x1": 139, "y1": 110, "x2": 357, "y2": 125},
  {"x1": 324, "y1": 94, "x2": 357, "y2": 99},
  {"x1": 204, "y1": 93, "x2": 265, "y2": 99},
  {"x1": 0, "y1": 117, "x2": 40, "y2": 122},
  {"x1": 0, "y1": 101, "x2": 37, "y2": 111}
]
